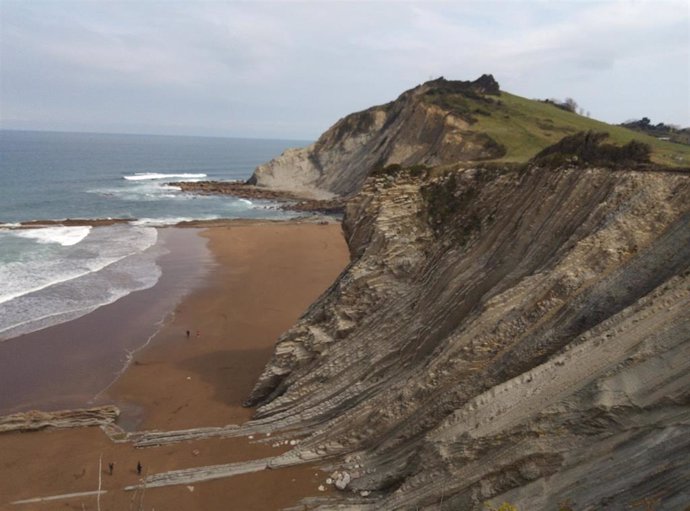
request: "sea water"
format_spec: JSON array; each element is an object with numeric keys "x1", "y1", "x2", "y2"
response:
[{"x1": 0, "y1": 130, "x2": 307, "y2": 340}]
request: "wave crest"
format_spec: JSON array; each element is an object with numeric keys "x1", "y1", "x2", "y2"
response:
[
  {"x1": 123, "y1": 172, "x2": 207, "y2": 181},
  {"x1": 0, "y1": 226, "x2": 157, "y2": 306},
  {"x1": 14, "y1": 226, "x2": 92, "y2": 246}
]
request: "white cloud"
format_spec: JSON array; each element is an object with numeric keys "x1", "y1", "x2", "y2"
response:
[{"x1": 1, "y1": 0, "x2": 688, "y2": 138}]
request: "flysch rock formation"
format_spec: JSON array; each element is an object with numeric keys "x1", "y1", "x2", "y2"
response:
[
  {"x1": 245, "y1": 162, "x2": 690, "y2": 509},
  {"x1": 248, "y1": 75, "x2": 504, "y2": 198},
  {"x1": 0, "y1": 405, "x2": 119, "y2": 433}
]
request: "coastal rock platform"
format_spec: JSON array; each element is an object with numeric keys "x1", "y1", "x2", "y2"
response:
[{"x1": 0, "y1": 406, "x2": 120, "y2": 433}]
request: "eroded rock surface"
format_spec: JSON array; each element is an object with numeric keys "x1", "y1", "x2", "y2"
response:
[
  {"x1": 0, "y1": 405, "x2": 119, "y2": 433},
  {"x1": 247, "y1": 164, "x2": 690, "y2": 510},
  {"x1": 248, "y1": 75, "x2": 505, "y2": 198}
]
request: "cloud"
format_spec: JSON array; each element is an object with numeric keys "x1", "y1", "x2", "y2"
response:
[{"x1": 1, "y1": 0, "x2": 688, "y2": 138}]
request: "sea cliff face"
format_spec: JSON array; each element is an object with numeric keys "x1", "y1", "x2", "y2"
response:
[
  {"x1": 243, "y1": 76, "x2": 690, "y2": 509},
  {"x1": 246, "y1": 162, "x2": 690, "y2": 509},
  {"x1": 248, "y1": 75, "x2": 505, "y2": 198}
]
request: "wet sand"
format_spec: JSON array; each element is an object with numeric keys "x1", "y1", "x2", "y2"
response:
[
  {"x1": 0, "y1": 228, "x2": 210, "y2": 415},
  {"x1": 105, "y1": 221, "x2": 348, "y2": 430},
  {"x1": 0, "y1": 221, "x2": 349, "y2": 511}
]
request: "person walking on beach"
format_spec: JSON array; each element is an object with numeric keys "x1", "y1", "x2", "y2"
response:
[
  {"x1": 186, "y1": 330, "x2": 190, "y2": 338},
  {"x1": 136, "y1": 461, "x2": 142, "y2": 475},
  {"x1": 108, "y1": 462, "x2": 114, "y2": 475}
]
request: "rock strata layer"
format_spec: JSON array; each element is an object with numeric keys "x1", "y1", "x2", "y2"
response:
[
  {"x1": 249, "y1": 75, "x2": 504, "y2": 198},
  {"x1": 0, "y1": 406, "x2": 120, "y2": 433},
  {"x1": 247, "y1": 164, "x2": 690, "y2": 510}
]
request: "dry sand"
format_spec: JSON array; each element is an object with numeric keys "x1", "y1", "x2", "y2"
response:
[{"x1": 0, "y1": 221, "x2": 349, "y2": 511}]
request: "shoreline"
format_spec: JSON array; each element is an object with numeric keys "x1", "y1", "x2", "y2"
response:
[
  {"x1": 0, "y1": 217, "x2": 341, "y2": 416},
  {"x1": 0, "y1": 227, "x2": 211, "y2": 416},
  {"x1": 92, "y1": 226, "x2": 214, "y2": 410},
  {"x1": 2, "y1": 213, "x2": 341, "y2": 228},
  {"x1": 0, "y1": 219, "x2": 349, "y2": 510},
  {"x1": 105, "y1": 220, "x2": 348, "y2": 431}
]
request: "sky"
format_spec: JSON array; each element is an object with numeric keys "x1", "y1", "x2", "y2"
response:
[{"x1": 1, "y1": 0, "x2": 688, "y2": 140}]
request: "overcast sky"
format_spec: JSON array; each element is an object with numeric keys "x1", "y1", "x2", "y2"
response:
[{"x1": 1, "y1": 0, "x2": 688, "y2": 140}]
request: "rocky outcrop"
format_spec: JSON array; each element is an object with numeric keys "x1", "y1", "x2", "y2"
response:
[
  {"x1": 248, "y1": 75, "x2": 505, "y2": 198},
  {"x1": 246, "y1": 163, "x2": 690, "y2": 510},
  {"x1": 18, "y1": 219, "x2": 132, "y2": 227},
  {"x1": 0, "y1": 405, "x2": 120, "y2": 433},
  {"x1": 170, "y1": 180, "x2": 345, "y2": 214}
]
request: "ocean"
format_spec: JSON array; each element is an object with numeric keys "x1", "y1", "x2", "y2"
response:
[{"x1": 0, "y1": 129, "x2": 307, "y2": 341}]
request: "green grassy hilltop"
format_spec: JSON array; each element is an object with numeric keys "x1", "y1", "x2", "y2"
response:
[{"x1": 425, "y1": 85, "x2": 690, "y2": 167}]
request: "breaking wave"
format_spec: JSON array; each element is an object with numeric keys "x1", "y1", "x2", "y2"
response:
[
  {"x1": 0, "y1": 225, "x2": 162, "y2": 340},
  {"x1": 14, "y1": 226, "x2": 92, "y2": 247},
  {"x1": 123, "y1": 172, "x2": 207, "y2": 181}
]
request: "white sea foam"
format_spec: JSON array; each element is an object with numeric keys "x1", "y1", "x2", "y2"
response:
[
  {"x1": 0, "y1": 225, "x2": 162, "y2": 340},
  {"x1": 131, "y1": 216, "x2": 219, "y2": 227},
  {"x1": 239, "y1": 198, "x2": 253, "y2": 206},
  {"x1": 0, "y1": 246, "x2": 163, "y2": 341},
  {"x1": 15, "y1": 226, "x2": 92, "y2": 246},
  {"x1": 89, "y1": 180, "x2": 201, "y2": 202},
  {"x1": 0, "y1": 226, "x2": 157, "y2": 306},
  {"x1": 123, "y1": 172, "x2": 207, "y2": 181}
]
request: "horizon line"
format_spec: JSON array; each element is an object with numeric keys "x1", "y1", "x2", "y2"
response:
[{"x1": 0, "y1": 127, "x2": 313, "y2": 144}]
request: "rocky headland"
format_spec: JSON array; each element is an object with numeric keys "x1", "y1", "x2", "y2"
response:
[
  {"x1": 248, "y1": 75, "x2": 505, "y2": 197},
  {"x1": 240, "y1": 76, "x2": 690, "y2": 509}
]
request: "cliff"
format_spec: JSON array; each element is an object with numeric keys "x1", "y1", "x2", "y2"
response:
[
  {"x1": 248, "y1": 75, "x2": 690, "y2": 199},
  {"x1": 245, "y1": 155, "x2": 690, "y2": 509},
  {"x1": 239, "y1": 77, "x2": 690, "y2": 509},
  {"x1": 248, "y1": 75, "x2": 506, "y2": 198}
]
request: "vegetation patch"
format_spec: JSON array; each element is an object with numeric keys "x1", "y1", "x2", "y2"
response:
[
  {"x1": 425, "y1": 90, "x2": 477, "y2": 122},
  {"x1": 530, "y1": 131, "x2": 651, "y2": 168},
  {"x1": 421, "y1": 173, "x2": 481, "y2": 244},
  {"x1": 541, "y1": 97, "x2": 580, "y2": 114},
  {"x1": 466, "y1": 132, "x2": 508, "y2": 160},
  {"x1": 371, "y1": 163, "x2": 429, "y2": 178},
  {"x1": 423, "y1": 75, "x2": 501, "y2": 122},
  {"x1": 621, "y1": 117, "x2": 690, "y2": 146},
  {"x1": 435, "y1": 90, "x2": 690, "y2": 167}
]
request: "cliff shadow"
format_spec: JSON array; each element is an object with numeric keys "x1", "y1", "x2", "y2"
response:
[{"x1": 176, "y1": 346, "x2": 275, "y2": 412}]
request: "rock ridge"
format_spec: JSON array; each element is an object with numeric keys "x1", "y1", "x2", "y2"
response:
[{"x1": 0, "y1": 405, "x2": 120, "y2": 433}]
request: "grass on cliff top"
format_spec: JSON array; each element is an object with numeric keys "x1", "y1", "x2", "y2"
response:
[{"x1": 437, "y1": 91, "x2": 690, "y2": 167}]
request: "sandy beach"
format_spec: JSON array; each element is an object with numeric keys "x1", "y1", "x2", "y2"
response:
[{"x1": 0, "y1": 220, "x2": 349, "y2": 510}]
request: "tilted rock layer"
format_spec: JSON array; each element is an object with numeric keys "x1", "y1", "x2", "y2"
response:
[
  {"x1": 247, "y1": 164, "x2": 690, "y2": 510},
  {"x1": 0, "y1": 405, "x2": 119, "y2": 433}
]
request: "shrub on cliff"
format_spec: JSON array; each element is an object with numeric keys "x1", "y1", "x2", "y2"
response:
[
  {"x1": 530, "y1": 130, "x2": 651, "y2": 168},
  {"x1": 621, "y1": 117, "x2": 690, "y2": 146},
  {"x1": 371, "y1": 163, "x2": 402, "y2": 177},
  {"x1": 371, "y1": 163, "x2": 429, "y2": 178},
  {"x1": 542, "y1": 97, "x2": 579, "y2": 113},
  {"x1": 421, "y1": 173, "x2": 481, "y2": 244}
]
